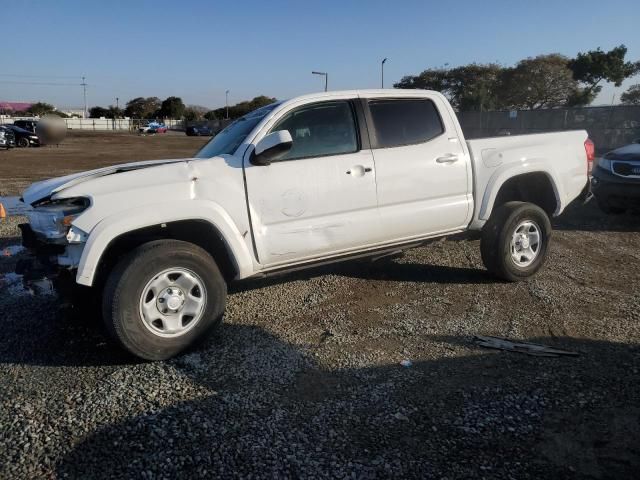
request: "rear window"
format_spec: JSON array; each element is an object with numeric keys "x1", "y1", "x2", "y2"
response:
[{"x1": 368, "y1": 98, "x2": 444, "y2": 149}]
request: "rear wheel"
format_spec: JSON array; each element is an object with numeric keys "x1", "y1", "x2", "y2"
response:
[
  {"x1": 102, "y1": 240, "x2": 226, "y2": 360},
  {"x1": 481, "y1": 201, "x2": 551, "y2": 282}
]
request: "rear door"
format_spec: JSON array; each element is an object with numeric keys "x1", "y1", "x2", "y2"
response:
[
  {"x1": 244, "y1": 99, "x2": 379, "y2": 267},
  {"x1": 364, "y1": 95, "x2": 471, "y2": 240}
]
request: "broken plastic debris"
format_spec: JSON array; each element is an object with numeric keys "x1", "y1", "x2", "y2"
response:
[
  {"x1": 473, "y1": 335, "x2": 578, "y2": 357},
  {"x1": 400, "y1": 359, "x2": 413, "y2": 367}
]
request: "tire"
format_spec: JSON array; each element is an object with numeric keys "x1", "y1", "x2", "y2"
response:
[
  {"x1": 17, "y1": 137, "x2": 29, "y2": 148},
  {"x1": 102, "y1": 240, "x2": 226, "y2": 360},
  {"x1": 481, "y1": 201, "x2": 552, "y2": 282}
]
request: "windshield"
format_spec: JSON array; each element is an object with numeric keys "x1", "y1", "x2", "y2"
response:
[{"x1": 195, "y1": 102, "x2": 280, "y2": 158}]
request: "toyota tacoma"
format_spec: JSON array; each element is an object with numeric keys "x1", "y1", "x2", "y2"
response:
[{"x1": 16, "y1": 90, "x2": 593, "y2": 360}]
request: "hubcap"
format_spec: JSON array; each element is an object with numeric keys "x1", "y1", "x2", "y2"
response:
[
  {"x1": 139, "y1": 268, "x2": 206, "y2": 337},
  {"x1": 510, "y1": 220, "x2": 542, "y2": 268}
]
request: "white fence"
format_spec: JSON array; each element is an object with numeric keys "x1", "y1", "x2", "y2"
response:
[{"x1": 0, "y1": 116, "x2": 185, "y2": 131}]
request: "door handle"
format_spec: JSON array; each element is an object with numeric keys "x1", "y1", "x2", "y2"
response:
[
  {"x1": 436, "y1": 154, "x2": 459, "y2": 164},
  {"x1": 346, "y1": 165, "x2": 373, "y2": 176}
]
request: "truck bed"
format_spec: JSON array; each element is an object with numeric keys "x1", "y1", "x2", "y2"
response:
[{"x1": 465, "y1": 130, "x2": 589, "y2": 229}]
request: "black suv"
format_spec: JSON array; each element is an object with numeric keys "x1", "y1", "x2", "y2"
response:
[
  {"x1": 592, "y1": 140, "x2": 640, "y2": 213},
  {"x1": 13, "y1": 119, "x2": 38, "y2": 133}
]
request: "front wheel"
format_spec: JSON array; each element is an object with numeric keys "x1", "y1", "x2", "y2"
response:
[
  {"x1": 17, "y1": 137, "x2": 30, "y2": 148},
  {"x1": 102, "y1": 240, "x2": 226, "y2": 360},
  {"x1": 481, "y1": 201, "x2": 552, "y2": 282}
]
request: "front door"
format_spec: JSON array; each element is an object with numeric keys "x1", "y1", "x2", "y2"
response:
[{"x1": 244, "y1": 100, "x2": 379, "y2": 267}]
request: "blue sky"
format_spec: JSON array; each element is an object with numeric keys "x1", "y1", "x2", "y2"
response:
[{"x1": 1, "y1": 0, "x2": 638, "y2": 109}]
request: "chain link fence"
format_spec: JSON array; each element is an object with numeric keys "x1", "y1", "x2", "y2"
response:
[{"x1": 457, "y1": 105, "x2": 640, "y2": 153}]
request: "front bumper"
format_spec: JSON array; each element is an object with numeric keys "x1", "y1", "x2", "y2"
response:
[
  {"x1": 592, "y1": 166, "x2": 640, "y2": 208},
  {"x1": 16, "y1": 223, "x2": 66, "y2": 284}
]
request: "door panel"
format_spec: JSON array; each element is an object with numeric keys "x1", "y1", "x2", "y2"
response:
[
  {"x1": 367, "y1": 97, "x2": 470, "y2": 240},
  {"x1": 245, "y1": 150, "x2": 378, "y2": 266},
  {"x1": 244, "y1": 100, "x2": 379, "y2": 266}
]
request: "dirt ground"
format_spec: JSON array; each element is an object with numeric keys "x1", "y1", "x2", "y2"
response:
[{"x1": 0, "y1": 132, "x2": 638, "y2": 479}]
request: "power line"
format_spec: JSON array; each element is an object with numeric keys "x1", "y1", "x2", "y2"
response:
[
  {"x1": 0, "y1": 73, "x2": 80, "y2": 79},
  {"x1": 0, "y1": 80, "x2": 84, "y2": 86}
]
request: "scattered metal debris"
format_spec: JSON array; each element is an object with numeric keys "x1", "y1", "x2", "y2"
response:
[
  {"x1": 473, "y1": 336, "x2": 579, "y2": 357},
  {"x1": 400, "y1": 359, "x2": 413, "y2": 367}
]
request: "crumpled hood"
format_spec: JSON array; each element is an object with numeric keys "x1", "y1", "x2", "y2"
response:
[{"x1": 22, "y1": 158, "x2": 190, "y2": 205}]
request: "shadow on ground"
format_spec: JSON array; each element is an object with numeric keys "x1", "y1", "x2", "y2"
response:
[{"x1": 42, "y1": 324, "x2": 639, "y2": 479}]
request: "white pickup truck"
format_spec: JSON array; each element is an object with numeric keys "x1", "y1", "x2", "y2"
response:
[{"x1": 16, "y1": 90, "x2": 593, "y2": 359}]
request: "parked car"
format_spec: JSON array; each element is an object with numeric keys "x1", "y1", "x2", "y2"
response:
[
  {"x1": 4, "y1": 125, "x2": 40, "y2": 148},
  {"x1": 186, "y1": 125, "x2": 213, "y2": 136},
  {"x1": 592, "y1": 140, "x2": 640, "y2": 213},
  {"x1": 138, "y1": 122, "x2": 168, "y2": 134},
  {"x1": 16, "y1": 89, "x2": 592, "y2": 360},
  {"x1": 12, "y1": 120, "x2": 38, "y2": 133},
  {"x1": 0, "y1": 126, "x2": 16, "y2": 149}
]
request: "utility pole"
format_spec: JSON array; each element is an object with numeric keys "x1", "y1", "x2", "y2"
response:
[
  {"x1": 381, "y1": 58, "x2": 387, "y2": 88},
  {"x1": 81, "y1": 76, "x2": 87, "y2": 119},
  {"x1": 312, "y1": 71, "x2": 328, "y2": 92},
  {"x1": 116, "y1": 97, "x2": 119, "y2": 109},
  {"x1": 225, "y1": 90, "x2": 230, "y2": 119}
]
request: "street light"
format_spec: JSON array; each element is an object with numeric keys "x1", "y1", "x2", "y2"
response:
[
  {"x1": 381, "y1": 58, "x2": 387, "y2": 88},
  {"x1": 225, "y1": 90, "x2": 230, "y2": 119},
  {"x1": 312, "y1": 71, "x2": 328, "y2": 92}
]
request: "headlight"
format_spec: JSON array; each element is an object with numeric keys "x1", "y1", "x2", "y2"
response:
[
  {"x1": 594, "y1": 157, "x2": 612, "y2": 172},
  {"x1": 27, "y1": 197, "x2": 90, "y2": 241}
]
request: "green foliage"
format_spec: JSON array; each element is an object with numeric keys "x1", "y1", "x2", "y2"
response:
[
  {"x1": 568, "y1": 45, "x2": 640, "y2": 97},
  {"x1": 89, "y1": 106, "x2": 109, "y2": 118},
  {"x1": 620, "y1": 84, "x2": 640, "y2": 105},
  {"x1": 395, "y1": 45, "x2": 639, "y2": 111},
  {"x1": 124, "y1": 97, "x2": 161, "y2": 119},
  {"x1": 207, "y1": 95, "x2": 277, "y2": 120},
  {"x1": 158, "y1": 96, "x2": 186, "y2": 119},
  {"x1": 27, "y1": 102, "x2": 56, "y2": 116},
  {"x1": 500, "y1": 54, "x2": 582, "y2": 109}
]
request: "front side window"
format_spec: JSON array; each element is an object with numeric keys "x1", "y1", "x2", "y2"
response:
[
  {"x1": 269, "y1": 101, "x2": 358, "y2": 161},
  {"x1": 368, "y1": 98, "x2": 444, "y2": 149}
]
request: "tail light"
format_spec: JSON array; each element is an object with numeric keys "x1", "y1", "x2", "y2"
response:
[{"x1": 584, "y1": 138, "x2": 595, "y2": 175}]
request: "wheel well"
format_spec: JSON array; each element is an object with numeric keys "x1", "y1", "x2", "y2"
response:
[
  {"x1": 492, "y1": 173, "x2": 557, "y2": 216},
  {"x1": 94, "y1": 220, "x2": 238, "y2": 287}
]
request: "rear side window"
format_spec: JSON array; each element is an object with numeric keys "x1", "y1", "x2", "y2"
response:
[{"x1": 368, "y1": 98, "x2": 444, "y2": 148}]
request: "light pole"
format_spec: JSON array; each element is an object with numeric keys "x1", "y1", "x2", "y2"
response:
[
  {"x1": 225, "y1": 90, "x2": 230, "y2": 119},
  {"x1": 81, "y1": 76, "x2": 87, "y2": 119},
  {"x1": 381, "y1": 58, "x2": 387, "y2": 88},
  {"x1": 116, "y1": 97, "x2": 119, "y2": 109},
  {"x1": 312, "y1": 71, "x2": 328, "y2": 92}
]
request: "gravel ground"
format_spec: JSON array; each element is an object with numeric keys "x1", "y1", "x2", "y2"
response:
[{"x1": 0, "y1": 133, "x2": 638, "y2": 479}]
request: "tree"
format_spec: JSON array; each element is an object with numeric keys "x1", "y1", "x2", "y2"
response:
[
  {"x1": 158, "y1": 96, "x2": 186, "y2": 119},
  {"x1": 568, "y1": 45, "x2": 640, "y2": 99},
  {"x1": 620, "y1": 84, "x2": 640, "y2": 105},
  {"x1": 89, "y1": 106, "x2": 109, "y2": 118},
  {"x1": 27, "y1": 102, "x2": 56, "y2": 116},
  {"x1": 207, "y1": 95, "x2": 276, "y2": 120},
  {"x1": 183, "y1": 107, "x2": 202, "y2": 121},
  {"x1": 124, "y1": 97, "x2": 161, "y2": 118},
  {"x1": 499, "y1": 54, "x2": 581, "y2": 109},
  {"x1": 395, "y1": 64, "x2": 503, "y2": 111},
  {"x1": 107, "y1": 105, "x2": 123, "y2": 118},
  {"x1": 204, "y1": 110, "x2": 217, "y2": 121}
]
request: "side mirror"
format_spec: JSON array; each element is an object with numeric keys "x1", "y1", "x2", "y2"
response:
[{"x1": 251, "y1": 130, "x2": 293, "y2": 166}]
